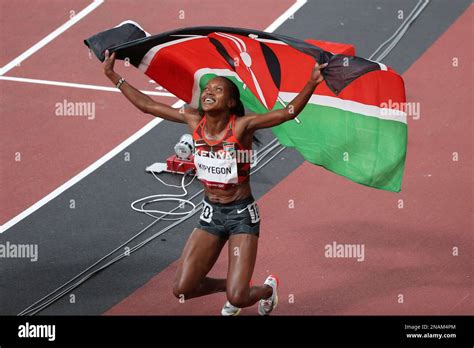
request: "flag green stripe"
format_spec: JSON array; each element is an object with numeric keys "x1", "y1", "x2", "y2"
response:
[
  {"x1": 272, "y1": 103, "x2": 407, "y2": 192},
  {"x1": 197, "y1": 73, "x2": 406, "y2": 192}
]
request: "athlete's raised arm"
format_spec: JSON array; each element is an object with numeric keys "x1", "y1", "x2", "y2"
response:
[
  {"x1": 242, "y1": 61, "x2": 328, "y2": 131},
  {"x1": 103, "y1": 50, "x2": 200, "y2": 125}
]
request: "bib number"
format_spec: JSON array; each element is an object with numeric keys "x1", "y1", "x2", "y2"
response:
[
  {"x1": 248, "y1": 202, "x2": 260, "y2": 224},
  {"x1": 200, "y1": 201, "x2": 214, "y2": 223}
]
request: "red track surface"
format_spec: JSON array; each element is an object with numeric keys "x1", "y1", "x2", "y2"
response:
[
  {"x1": 0, "y1": 0, "x2": 90, "y2": 66},
  {"x1": 106, "y1": 6, "x2": 473, "y2": 315},
  {"x1": 1, "y1": 0, "x2": 294, "y2": 224}
]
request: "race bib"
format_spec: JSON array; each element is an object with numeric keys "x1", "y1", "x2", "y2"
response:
[
  {"x1": 194, "y1": 151, "x2": 238, "y2": 184},
  {"x1": 200, "y1": 200, "x2": 214, "y2": 223}
]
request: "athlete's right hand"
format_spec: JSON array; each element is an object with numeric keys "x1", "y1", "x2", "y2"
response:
[{"x1": 103, "y1": 50, "x2": 116, "y2": 75}]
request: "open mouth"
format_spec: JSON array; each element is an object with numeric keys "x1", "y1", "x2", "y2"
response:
[{"x1": 203, "y1": 96, "x2": 216, "y2": 105}]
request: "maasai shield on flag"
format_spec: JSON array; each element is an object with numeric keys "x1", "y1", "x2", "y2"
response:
[{"x1": 85, "y1": 21, "x2": 407, "y2": 192}]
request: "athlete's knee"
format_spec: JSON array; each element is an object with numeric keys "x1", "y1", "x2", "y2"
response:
[
  {"x1": 172, "y1": 279, "x2": 195, "y2": 299},
  {"x1": 227, "y1": 286, "x2": 249, "y2": 308}
]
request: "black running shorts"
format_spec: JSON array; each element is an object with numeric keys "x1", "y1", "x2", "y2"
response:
[{"x1": 197, "y1": 195, "x2": 260, "y2": 239}]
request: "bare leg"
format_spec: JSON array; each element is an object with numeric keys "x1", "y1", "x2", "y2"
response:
[
  {"x1": 226, "y1": 234, "x2": 272, "y2": 308},
  {"x1": 173, "y1": 228, "x2": 227, "y2": 300}
]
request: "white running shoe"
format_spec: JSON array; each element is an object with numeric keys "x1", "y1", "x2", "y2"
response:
[
  {"x1": 258, "y1": 274, "x2": 279, "y2": 316},
  {"x1": 221, "y1": 301, "x2": 242, "y2": 316},
  {"x1": 221, "y1": 279, "x2": 254, "y2": 316}
]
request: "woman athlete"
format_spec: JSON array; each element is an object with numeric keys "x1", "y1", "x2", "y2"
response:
[{"x1": 103, "y1": 50, "x2": 326, "y2": 315}]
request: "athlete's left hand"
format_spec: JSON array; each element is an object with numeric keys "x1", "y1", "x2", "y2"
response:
[{"x1": 310, "y1": 61, "x2": 328, "y2": 84}]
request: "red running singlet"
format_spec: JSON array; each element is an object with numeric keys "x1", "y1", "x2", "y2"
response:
[{"x1": 192, "y1": 115, "x2": 252, "y2": 190}]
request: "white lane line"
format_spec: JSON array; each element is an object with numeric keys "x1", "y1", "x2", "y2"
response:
[
  {"x1": 0, "y1": 0, "x2": 104, "y2": 76},
  {"x1": 264, "y1": 0, "x2": 307, "y2": 32},
  {"x1": 0, "y1": 0, "x2": 306, "y2": 233},
  {"x1": 0, "y1": 76, "x2": 175, "y2": 97},
  {"x1": 0, "y1": 100, "x2": 184, "y2": 234}
]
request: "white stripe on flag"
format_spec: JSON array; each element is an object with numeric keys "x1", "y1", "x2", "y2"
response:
[
  {"x1": 378, "y1": 62, "x2": 388, "y2": 71},
  {"x1": 279, "y1": 92, "x2": 407, "y2": 123}
]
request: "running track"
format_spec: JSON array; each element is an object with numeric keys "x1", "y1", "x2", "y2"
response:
[{"x1": 0, "y1": 0, "x2": 472, "y2": 316}]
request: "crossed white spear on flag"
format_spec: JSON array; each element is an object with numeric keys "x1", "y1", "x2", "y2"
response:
[{"x1": 215, "y1": 32, "x2": 301, "y2": 123}]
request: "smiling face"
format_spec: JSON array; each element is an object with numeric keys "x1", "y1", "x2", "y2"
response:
[{"x1": 200, "y1": 77, "x2": 236, "y2": 114}]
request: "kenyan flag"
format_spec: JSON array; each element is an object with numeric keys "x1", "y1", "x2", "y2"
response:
[{"x1": 85, "y1": 22, "x2": 407, "y2": 192}]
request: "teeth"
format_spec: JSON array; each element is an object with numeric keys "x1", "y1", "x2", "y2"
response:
[{"x1": 204, "y1": 98, "x2": 215, "y2": 104}]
